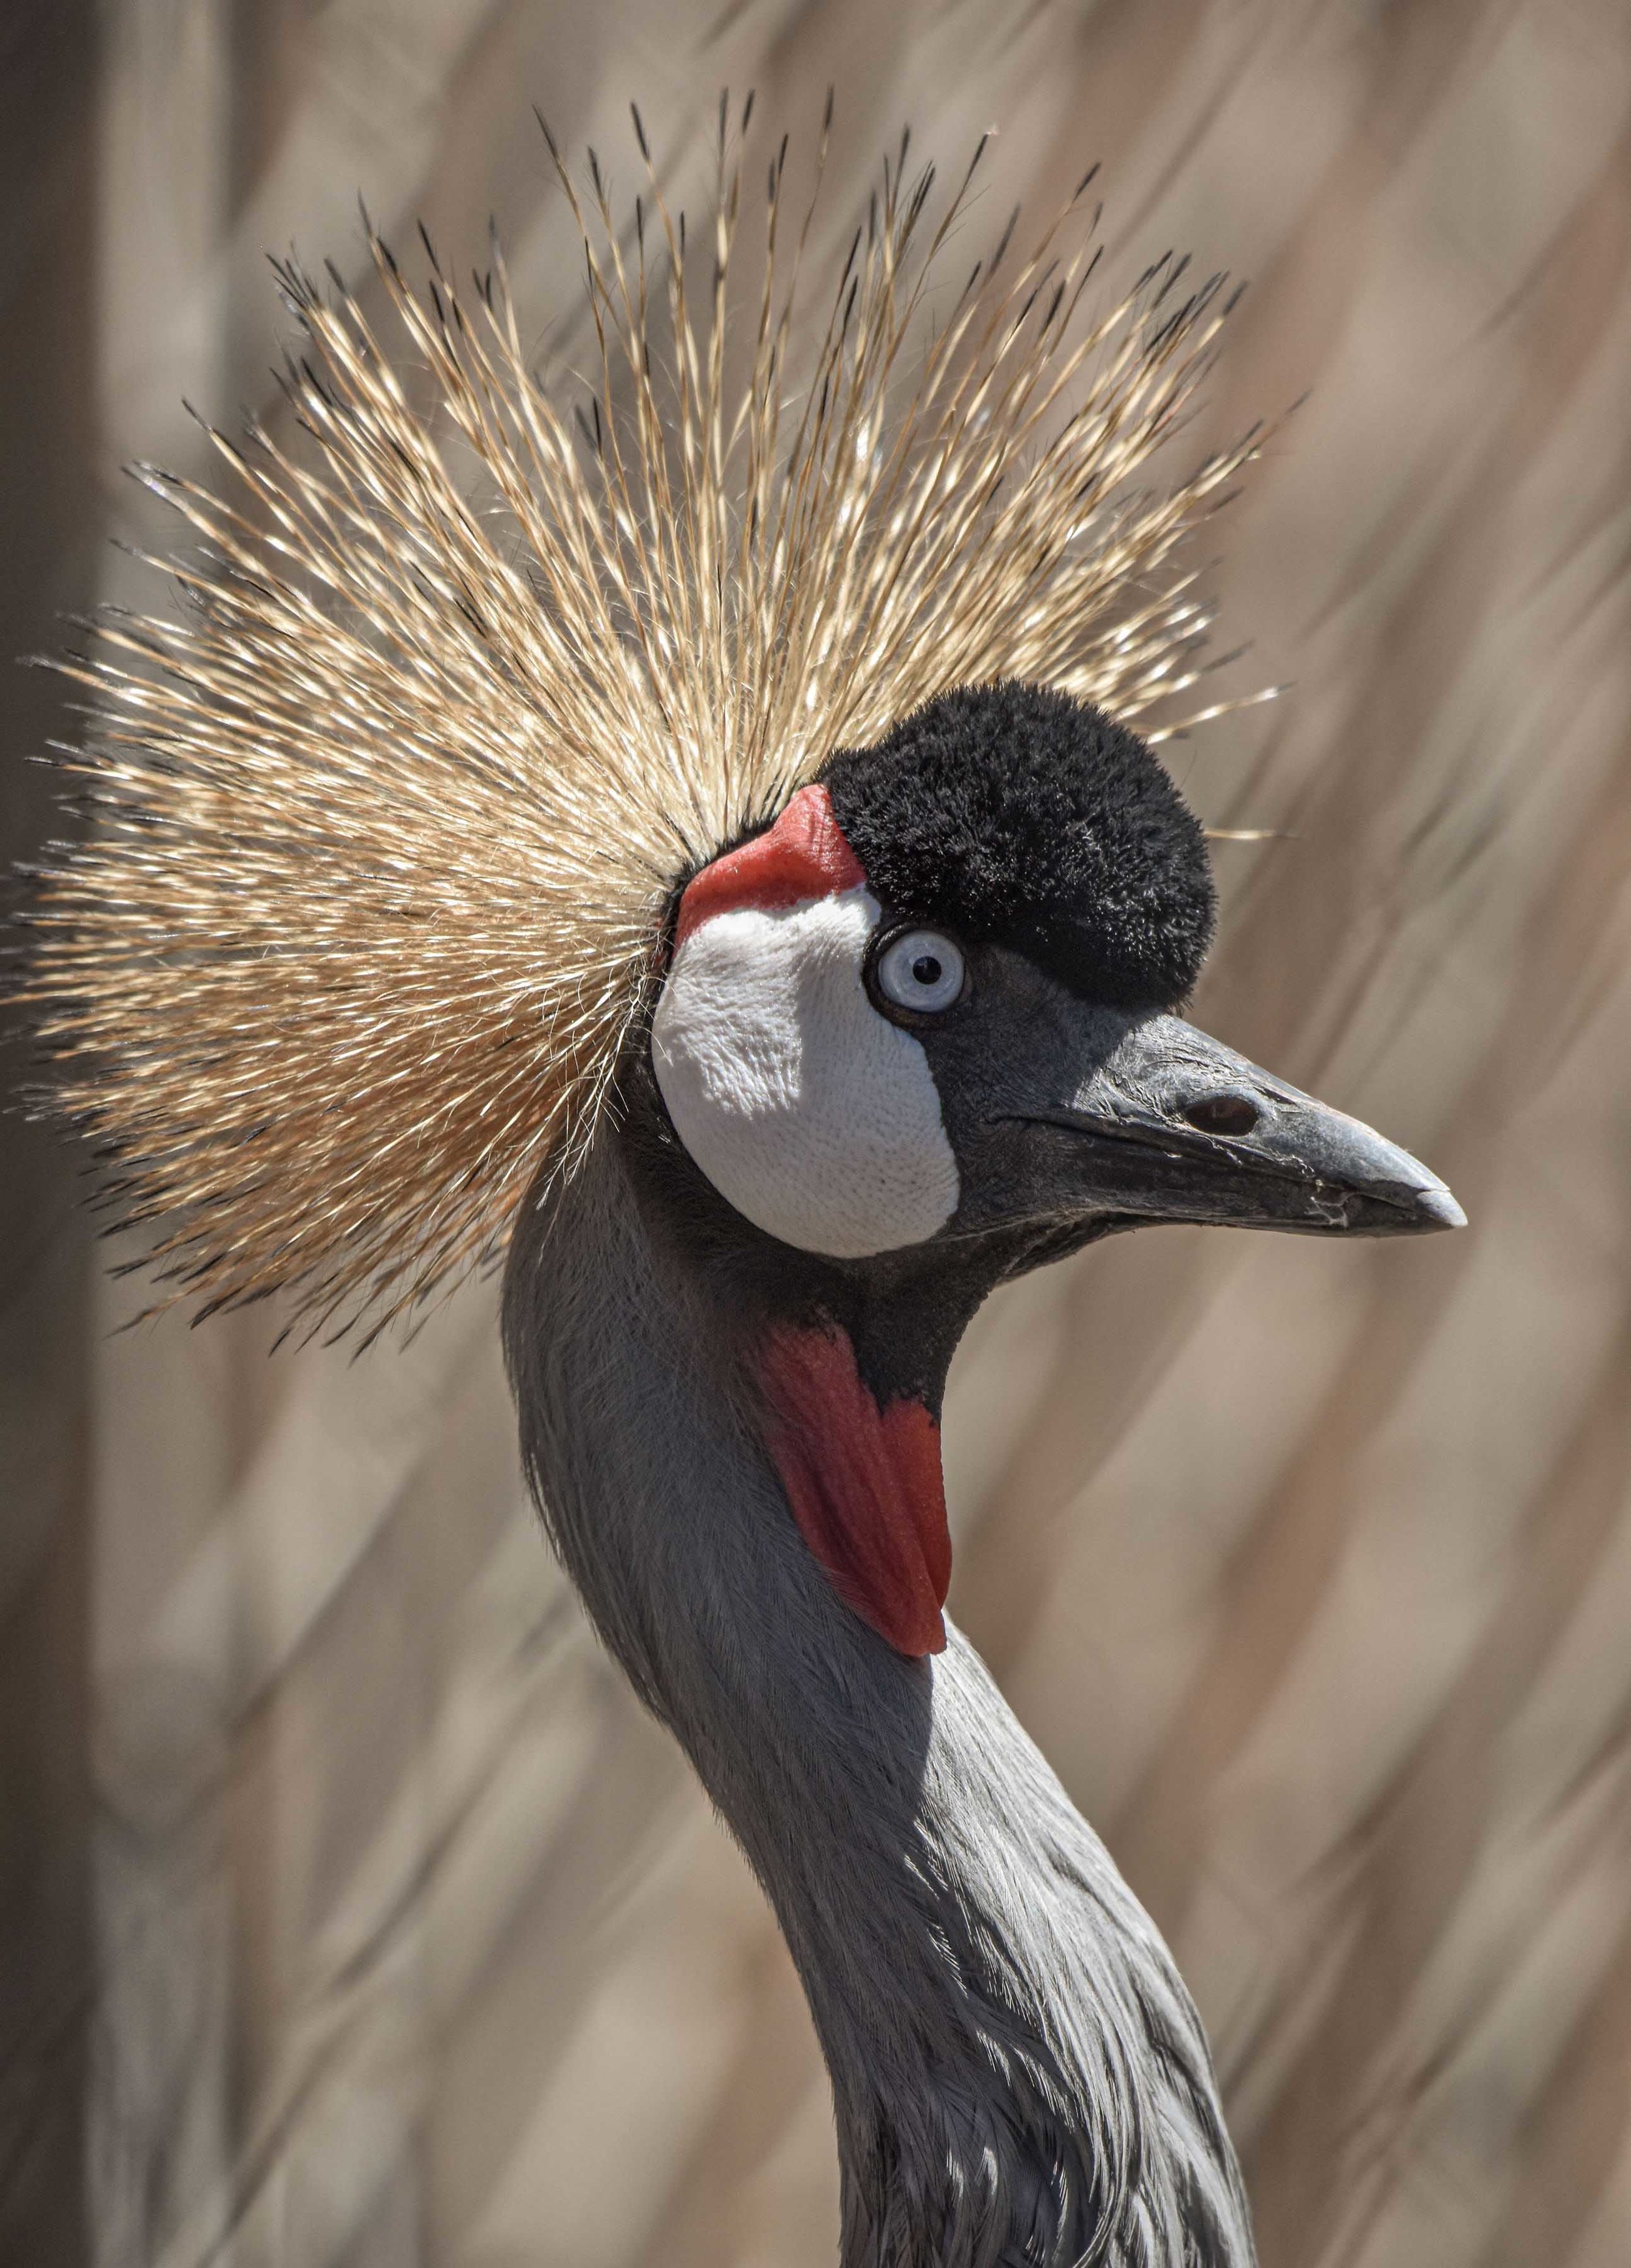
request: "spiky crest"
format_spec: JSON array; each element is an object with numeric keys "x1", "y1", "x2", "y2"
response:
[{"x1": 19, "y1": 104, "x2": 1261, "y2": 1338}]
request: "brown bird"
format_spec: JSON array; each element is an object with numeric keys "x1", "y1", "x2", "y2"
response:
[{"x1": 20, "y1": 109, "x2": 1462, "y2": 2267}]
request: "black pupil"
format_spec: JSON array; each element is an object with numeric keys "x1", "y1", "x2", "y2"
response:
[{"x1": 911, "y1": 953, "x2": 943, "y2": 987}]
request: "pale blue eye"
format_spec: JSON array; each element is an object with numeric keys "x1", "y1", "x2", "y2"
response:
[{"x1": 875, "y1": 929, "x2": 966, "y2": 1014}]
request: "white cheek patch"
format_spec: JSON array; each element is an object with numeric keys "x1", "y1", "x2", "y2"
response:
[{"x1": 651, "y1": 888, "x2": 960, "y2": 1257}]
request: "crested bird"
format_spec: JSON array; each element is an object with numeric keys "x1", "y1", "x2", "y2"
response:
[{"x1": 18, "y1": 112, "x2": 1463, "y2": 2268}]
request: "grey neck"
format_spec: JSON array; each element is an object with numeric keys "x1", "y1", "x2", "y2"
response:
[{"x1": 503, "y1": 1130, "x2": 1255, "y2": 2268}]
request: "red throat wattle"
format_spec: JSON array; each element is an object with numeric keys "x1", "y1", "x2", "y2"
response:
[
  {"x1": 674, "y1": 782, "x2": 867, "y2": 946},
  {"x1": 755, "y1": 1323, "x2": 951, "y2": 1658}
]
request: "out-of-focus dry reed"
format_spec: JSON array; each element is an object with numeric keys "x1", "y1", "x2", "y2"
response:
[{"x1": 5, "y1": 5, "x2": 1631, "y2": 2267}]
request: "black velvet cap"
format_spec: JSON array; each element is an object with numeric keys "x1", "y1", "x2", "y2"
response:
[{"x1": 819, "y1": 682, "x2": 1215, "y2": 1010}]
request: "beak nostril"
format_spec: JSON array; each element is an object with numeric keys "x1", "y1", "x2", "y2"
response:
[{"x1": 1183, "y1": 1092, "x2": 1260, "y2": 1138}]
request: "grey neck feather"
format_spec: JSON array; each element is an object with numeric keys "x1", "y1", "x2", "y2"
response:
[{"x1": 503, "y1": 1129, "x2": 1255, "y2": 2268}]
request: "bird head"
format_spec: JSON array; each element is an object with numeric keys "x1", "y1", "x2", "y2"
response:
[
  {"x1": 654, "y1": 679, "x2": 1459, "y2": 1259},
  {"x1": 640, "y1": 679, "x2": 1461, "y2": 1655},
  {"x1": 18, "y1": 123, "x2": 1460, "y2": 1577}
]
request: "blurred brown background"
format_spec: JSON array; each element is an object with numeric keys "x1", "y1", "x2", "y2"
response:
[{"x1": 5, "y1": 3, "x2": 1631, "y2": 2265}]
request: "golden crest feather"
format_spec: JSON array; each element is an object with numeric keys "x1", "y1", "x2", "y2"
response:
[{"x1": 21, "y1": 103, "x2": 1260, "y2": 1338}]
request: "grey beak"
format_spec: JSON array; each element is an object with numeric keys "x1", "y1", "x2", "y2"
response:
[{"x1": 1014, "y1": 1013, "x2": 1465, "y2": 1238}]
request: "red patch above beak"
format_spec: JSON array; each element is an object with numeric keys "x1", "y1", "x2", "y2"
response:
[
  {"x1": 755, "y1": 1322, "x2": 951, "y2": 1658},
  {"x1": 674, "y1": 783, "x2": 868, "y2": 949}
]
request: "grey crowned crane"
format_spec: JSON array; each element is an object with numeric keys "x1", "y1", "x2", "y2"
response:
[{"x1": 22, "y1": 118, "x2": 1461, "y2": 2268}]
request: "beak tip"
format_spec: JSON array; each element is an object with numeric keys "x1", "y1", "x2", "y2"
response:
[{"x1": 1409, "y1": 1182, "x2": 1467, "y2": 1233}]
